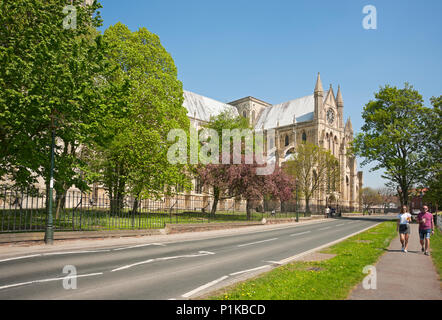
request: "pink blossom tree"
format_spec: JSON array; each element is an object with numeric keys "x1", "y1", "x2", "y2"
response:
[{"x1": 198, "y1": 157, "x2": 295, "y2": 219}]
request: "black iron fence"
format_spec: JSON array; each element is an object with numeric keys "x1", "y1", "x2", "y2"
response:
[{"x1": 0, "y1": 188, "x2": 311, "y2": 233}]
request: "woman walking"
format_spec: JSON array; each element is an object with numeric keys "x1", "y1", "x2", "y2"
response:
[{"x1": 397, "y1": 205, "x2": 412, "y2": 252}]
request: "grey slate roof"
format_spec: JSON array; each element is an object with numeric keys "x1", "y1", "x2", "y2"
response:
[
  {"x1": 183, "y1": 90, "x2": 238, "y2": 122},
  {"x1": 255, "y1": 91, "x2": 328, "y2": 130},
  {"x1": 183, "y1": 89, "x2": 328, "y2": 130}
]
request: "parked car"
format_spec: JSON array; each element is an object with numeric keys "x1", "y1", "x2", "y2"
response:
[{"x1": 411, "y1": 209, "x2": 420, "y2": 222}]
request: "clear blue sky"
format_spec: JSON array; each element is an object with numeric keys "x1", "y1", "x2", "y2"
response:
[{"x1": 98, "y1": 0, "x2": 442, "y2": 189}]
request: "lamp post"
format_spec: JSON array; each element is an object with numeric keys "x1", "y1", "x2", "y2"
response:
[
  {"x1": 44, "y1": 114, "x2": 56, "y2": 245},
  {"x1": 295, "y1": 181, "x2": 299, "y2": 222},
  {"x1": 292, "y1": 115, "x2": 298, "y2": 222}
]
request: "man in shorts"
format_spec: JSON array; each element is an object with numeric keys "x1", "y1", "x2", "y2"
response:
[{"x1": 417, "y1": 205, "x2": 434, "y2": 256}]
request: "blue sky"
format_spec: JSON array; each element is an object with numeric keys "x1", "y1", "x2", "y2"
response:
[{"x1": 98, "y1": 0, "x2": 442, "y2": 189}]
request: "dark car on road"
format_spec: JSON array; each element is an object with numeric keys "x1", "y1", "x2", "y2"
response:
[{"x1": 411, "y1": 209, "x2": 420, "y2": 222}]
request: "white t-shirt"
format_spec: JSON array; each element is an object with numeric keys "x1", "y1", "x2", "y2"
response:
[{"x1": 397, "y1": 213, "x2": 412, "y2": 225}]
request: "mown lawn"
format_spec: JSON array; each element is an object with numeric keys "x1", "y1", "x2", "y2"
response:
[
  {"x1": 430, "y1": 225, "x2": 442, "y2": 281},
  {"x1": 209, "y1": 220, "x2": 397, "y2": 300}
]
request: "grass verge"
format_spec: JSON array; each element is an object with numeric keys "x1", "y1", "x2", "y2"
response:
[
  {"x1": 209, "y1": 220, "x2": 397, "y2": 300},
  {"x1": 430, "y1": 226, "x2": 442, "y2": 282}
]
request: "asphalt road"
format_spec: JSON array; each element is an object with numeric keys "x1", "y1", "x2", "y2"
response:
[{"x1": 0, "y1": 216, "x2": 392, "y2": 300}]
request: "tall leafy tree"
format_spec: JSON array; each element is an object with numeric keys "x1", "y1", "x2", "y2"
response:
[
  {"x1": 0, "y1": 0, "x2": 105, "y2": 218},
  {"x1": 353, "y1": 83, "x2": 432, "y2": 206},
  {"x1": 87, "y1": 23, "x2": 190, "y2": 213},
  {"x1": 421, "y1": 95, "x2": 442, "y2": 210},
  {"x1": 283, "y1": 142, "x2": 340, "y2": 213}
]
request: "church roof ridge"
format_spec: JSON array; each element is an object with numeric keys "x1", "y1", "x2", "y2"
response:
[{"x1": 183, "y1": 89, "x2": 238, "y2": 122}]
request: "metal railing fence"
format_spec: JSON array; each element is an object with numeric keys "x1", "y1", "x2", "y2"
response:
[{"x1": 0, "y1": 187, "x2": 312, "y2": 233}]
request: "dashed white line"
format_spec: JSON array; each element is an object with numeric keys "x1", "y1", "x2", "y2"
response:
[
  {"x1": 112, "y1": 243, "x2": 165, "y2": 251},
  {"x1": 111, "y1": 251, "x2": 215, "y2": 272},
  {"x1": 0, "y1": 243, "x2": 167, "y2": 264},
  {"x1": 290, "y1": 231, "x2": 311, "y2": 237},
  {"x1": 0, "y1": 272, "x2": 103, "y2": 291},
  {"x1": 0, "y1": 254, "x2": 42, "y2": 263},
  {"x1": 335, "y1": 224, "x2": 345, "y2": 227},
  {"x1": 318, "y1": 227, "x2": 331, "y2": 231},
  {"x1": 237, "y1": 238, "x2": 278, "y2": 247},
  {"x1": 182, "y1": 276, "x2": 229, "y2": 298},
  {"x1": 43, "y1": 250, "x2": 111, "y2": 256}
]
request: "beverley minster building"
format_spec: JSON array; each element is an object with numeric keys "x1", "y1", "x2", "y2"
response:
[{"x1": 184, "y1": 73, "x2": 363, "y2": 212}]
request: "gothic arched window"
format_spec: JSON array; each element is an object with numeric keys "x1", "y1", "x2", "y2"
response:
[
  {"x1": 302, "y1": 132, "x2": 307, "y2": 143},
  {"x1": 285, "y1": 134, "x2": 289, "y2": 146},
  {"x1": 242, "y1": 110, "x2": 247, "y2": 118}
]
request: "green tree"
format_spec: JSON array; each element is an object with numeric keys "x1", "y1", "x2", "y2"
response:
[
  {"x1": 353, "y1": 83, "x2": 431, "y2": 207},
  {"x1": 0, "y1": 0, "x2": 105, "y2": 217},
  {"x1": 421, "y1": 95, "x2": 442, "y2": 211},
  {"x1": 87, "y1": 23, "x2": 190, "y2": 213},
  {"x1": 284, "y1": 142, "x2": 340, "y2": 213},
  {"x1": 361, "y1": 187, "x2": 383, "y2": 213}
]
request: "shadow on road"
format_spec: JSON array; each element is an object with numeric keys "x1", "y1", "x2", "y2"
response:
[{"x1": 335, "y1": 215, "x2": 396, "y2": 223}]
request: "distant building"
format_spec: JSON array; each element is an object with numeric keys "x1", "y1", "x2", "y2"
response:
[{"x1": 410, "y1": 188, "x2": 429, "y2": 211}]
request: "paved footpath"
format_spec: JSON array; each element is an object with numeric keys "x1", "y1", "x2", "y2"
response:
[{"x1": 349, "y1": 223, "x2": 441, "y2": 300}]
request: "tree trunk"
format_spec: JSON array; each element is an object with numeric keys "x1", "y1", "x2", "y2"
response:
[
  {"x1": 211, "y1": 187, "x2": 220, "y2": 216},
  {"x1": 305, "y1": 197, "x2": 310, "y2": 213},
  {"x1": 131, "y1": 193, "x2": 140, "y2": 228},
  {"x1": 246, "y1": 199, "x2": 252, "y2": 221},
  {"x1": 55, "y1": 189, "x2": 67, "y2": 220}
]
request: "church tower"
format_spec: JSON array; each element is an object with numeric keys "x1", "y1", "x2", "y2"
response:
[
  {"x1": 314, "y1": 72, "x2": 323, "y2": 122},
  {"x1": 228, "y1": 96, "x2": 271, "y2": 127}
]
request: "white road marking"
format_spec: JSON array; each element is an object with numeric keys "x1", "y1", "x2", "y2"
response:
[
  {"x1": 229, "y1": 265, "x2": 270, "y2": 276},
  {"x1": 0, "y1": 254, "x2": 42, "y2": 263},
  {"x1": 264, "y1": 261, "x2": 283, "y2": 265},
  {"x1": 289, "y1": 231, "x2": 311, "y2": 237},
  {"x1": 318, "y1": 227, "x2": 331, "y2": 231},
  {"x1": 111, "y1": 251, "x2": 215, "y2": 272},
  {"x1": 182, "y1": 276, "x2": 229, "y2": 298},
  {"x1": 112, "y1": 243, "x2": 165, "y2": 251},
  {"x1": 237, "y1": 238, "x2": 278, "y2": 247},
  {"x1": 0, "y1": 250, "x2": 110, "y2": 263},
  {"x1": 43, "y1": 250, "x2": 111, "y2": 256},
  {"x1": 0, "y1": 272, "x2": 103, "y2": 291},
  {"x1": 335, "y1": 224, "x2": 345, "y2": 227}
]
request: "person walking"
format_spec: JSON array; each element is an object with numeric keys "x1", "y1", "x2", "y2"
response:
[
  {"x1": 397, "y1": 205, "x2": 412, "y2": 252},
  {"x1": 417, "y1": 205, "x2": 435, "y2": 256}
]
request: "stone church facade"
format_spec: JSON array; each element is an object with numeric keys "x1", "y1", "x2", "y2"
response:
[{"x1": 185, "y1": 73, "x2": 363, "y2": 213}]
